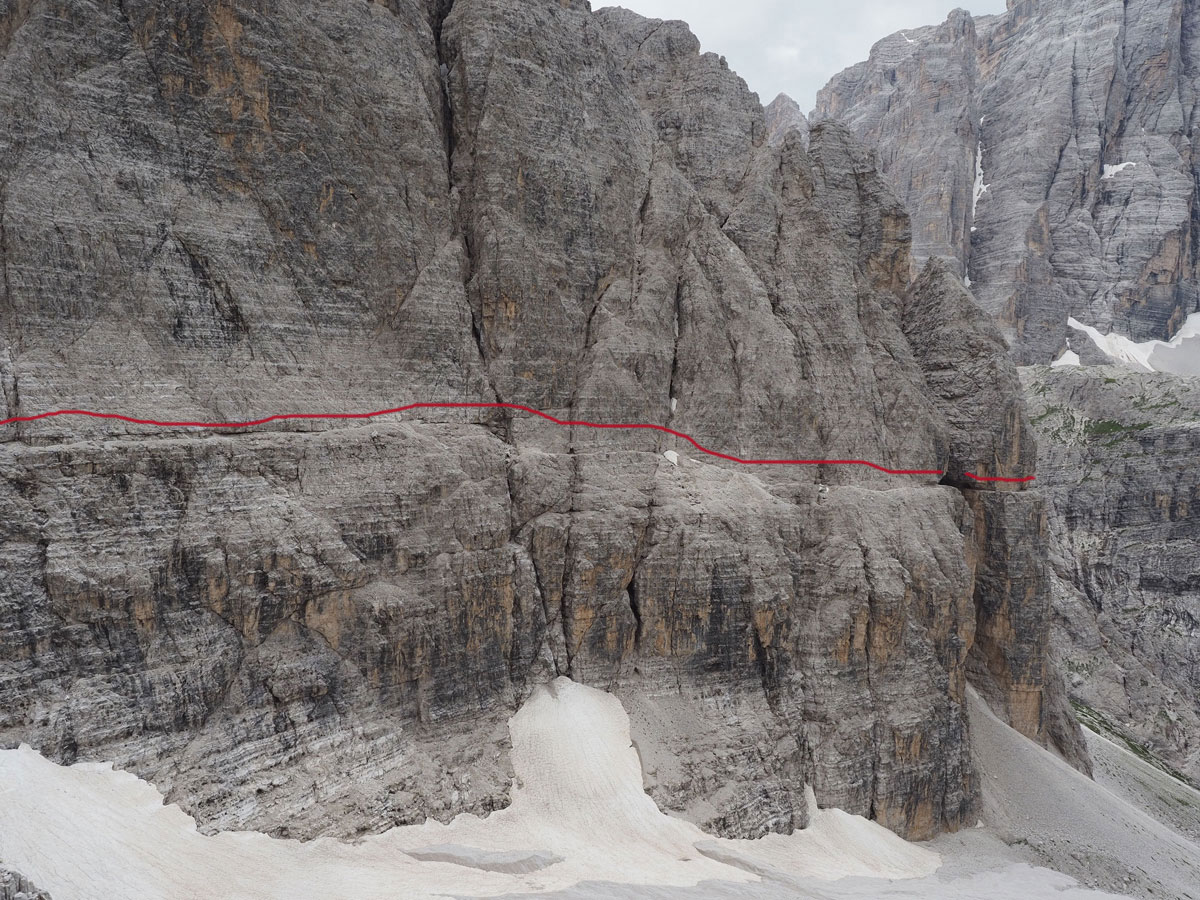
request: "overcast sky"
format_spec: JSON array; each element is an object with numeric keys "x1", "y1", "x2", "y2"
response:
[{"x1": 594, "y1": 1, "x2": 1007, "y2": 112}]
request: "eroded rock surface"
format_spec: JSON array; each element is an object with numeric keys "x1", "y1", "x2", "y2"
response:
[
  {"x1": 765, "y1": 93, "x2": 809, "y2": 148},
  {"x1": 0, "y1": 0, "x2": 1068, "y2": 842},
  {"x1": 816, "y1": 0, "x2": 1200, "y2": 365},
  {"x1": 1022, "y1": 366, "x2": 1200, "y2": 783},
  {"x1": 818, "y1": 0, "x2": 1200, "y2": 790},
  {"x1": 0, "y1": 867, "x2": 51, "y2": 900}
]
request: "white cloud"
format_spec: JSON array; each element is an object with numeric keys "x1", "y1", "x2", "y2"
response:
[
  {"x1": 594, "y1": 1, "x2": 1008, "y2": 110},
  {"x1": 766, "y1": 45, "x2": 803, "y2": 64}
]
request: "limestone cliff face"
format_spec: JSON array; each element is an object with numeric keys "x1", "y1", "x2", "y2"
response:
[
  {"x1": 765, "y1": 93, "x2": 809, "y2": 148},
  {"x1": 815, "y1": 11, "x2": 979, "y2": 280},
  {"x1": 898, "y1": 260, "x2": 1089, "y2": 770},
  {"x1": 816, "y1": 0, "x2": 1200, "y2": 366},
  {"x1": 0, "y1": 0, "x2": 1064, "y2": 843},
  {"x1": 0, "y1": 867, "x2": 51, "y2": 900},
  {"x1": 1022, "y1": 366, "x2": 1200, "y2": 783},
  {"x1": 818, "y1": 0, "x2": 1200, "y2": 786}
]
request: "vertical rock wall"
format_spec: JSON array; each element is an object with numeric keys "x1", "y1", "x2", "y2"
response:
[{"x1": 0, "y1": 0, "x2": 1072, "y2": 842}]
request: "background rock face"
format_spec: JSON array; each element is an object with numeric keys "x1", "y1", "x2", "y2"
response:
[
  {"x1": 815, "y1": 10, "x2": 979, "y2": 280},
  {"x1": 817, "y1": 0, "x2": 1200, "y2": 785},
  {"x1": 765, "y1": 93, "x2": 809, "y2": 148},
  {"x1": 816, "y1": 0, "x2": 1200, "y2": 366},
  {"x1": 1021, "y1": 366, "x2": 1200, "y2": 783},
  {"x1": 0, "y1": 0, "x2": 1072, "y2": 843},
  {"x1": 0, "y1": 867, "x2": 51, "y2": 900}
]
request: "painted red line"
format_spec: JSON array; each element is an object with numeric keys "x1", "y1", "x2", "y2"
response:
[
  {"x1": 0, "y1": 402, "x2": 1035, "y2": 482},
  {"x1": 961, "y1": 471, "x2": 1037, "y2": 484}
]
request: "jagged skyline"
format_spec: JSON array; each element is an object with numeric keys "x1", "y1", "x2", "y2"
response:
[{"x1": 596, "y1": 0, "x2": 1007, "y2": 108}]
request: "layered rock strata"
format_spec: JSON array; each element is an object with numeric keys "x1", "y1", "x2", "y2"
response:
[
  {"x1": 1022, "y1": 365, "x2": 1200, "y2": 782},
  {"x1": 0, "y1": 868, "x2": 51, "y2": 900},
  {"x1": 816, "y1": 0, "x2": 1200, "y2": 365},
  {"x1": 0, "y1": 0, "x2": 1071, "y2": 842},
  {"x1": 818, "y1": 0, "x2": 1200, "y2": 784}
]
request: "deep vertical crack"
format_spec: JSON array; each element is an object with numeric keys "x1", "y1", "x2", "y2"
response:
[
  {"x1": 666, "y1": 276, "x2": 684, "y2": 423},
  {"x1": 859, "y1": 544, "x2": 882, "y2": 824},
  {"x1": 627, "y1": 575, "x2": 644, "y2": 651},
  {"x1": 431, "y1": 0, "x2": 501, "y2": 407},
  {"x1": 0, "y1": 172, "x2": 20, "y2": 436},
  {"x1": 527, "y1": 549, "x2": 565, "y2": 679},
  {"x1": 555, "y1": 452, "x2": 587, "y2": 678},
  {"x1": 430, "y1": 0, "x2": 457, "y2": 165},
  {"x1": 0, "y1": 173, "x2": 15, "y2": 350}
]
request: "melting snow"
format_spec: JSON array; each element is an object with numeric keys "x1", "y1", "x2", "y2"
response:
[
  {"x1": 1068, "y1": 312, "x2": 1200, "y2": 374},
  {"x1": 0, "y1": 679, "x2": 944, "y2": 900},
  {"x1": 1101, "y1": 162, "x2": 1136, "y2": 179},
  {"x1": 0, "y1": 679, "x2": 1146, "y2": 899},
  {"x1": 972, "y1": 142, "x2": 990, "y2": 219}
]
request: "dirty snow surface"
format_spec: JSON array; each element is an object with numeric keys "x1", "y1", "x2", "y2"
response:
[
  {"x1": 1068, "y1": 312, "x2": 1200, "y2": 375},
  {"x1": 0, "y1": 678, "x2": 1149, "y2": 900}
]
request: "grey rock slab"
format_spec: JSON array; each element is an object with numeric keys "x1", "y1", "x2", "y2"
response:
[
  {"x1": 0, "y1": 868, "x2": 51, "y2": 900},
  {"x1": 0, "y1": 0, "x2": 1069, "y2": 846},
  {"x1": 817, "y1": 0, "x2": 1200, "y2": 365},
  {"x1": 765, "y1": 93, "x2": 809, "y2": 149},
  {"x1": 1020, "y1": 365, "x2": 1200, "y2": 784}
]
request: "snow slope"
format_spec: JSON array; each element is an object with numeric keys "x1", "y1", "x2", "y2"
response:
[
  {"x1": 1068, "y1": 312, "x2": 1200, "y2": 375},
  {"x1": 1101, "y1": 162, "x2": 1137, "y2": 179},
  {"x1": 0, "y1": 679, "x2": 1148, "y2": 900}
]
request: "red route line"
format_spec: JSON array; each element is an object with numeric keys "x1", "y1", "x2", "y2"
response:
[{"x1": 0, "y1": 402, "x2": 1036, "y2": 483}]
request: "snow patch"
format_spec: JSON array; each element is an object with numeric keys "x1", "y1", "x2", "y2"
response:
[
  {"x1": 899, "y1": 31, "x2": 915, "y2": 44},
  {"x1": 972, "y1": 142, "x2": 990, "y2": 219},
  {"x1": 1068, "y1": 312, "x2": 1200, "y2": 374},
  {"x1": 1101, "y1": 162, "x2": 1136, "y2": 179},
  {"x1": 1050, "y1": 349, "x2": 1080, "y2": 368},
  {"x1": 0, "y1": 680, "x2": 947, "y2": 900},
  {"x1": 663, "y1": 450, "x2": 679, "y2": 466},
  {"x1": 0, "y1": 682, "x2": 1147, "y2": 900},
  {"x1": 670, "y1": 397, "x2": 677, "y2": 413}
]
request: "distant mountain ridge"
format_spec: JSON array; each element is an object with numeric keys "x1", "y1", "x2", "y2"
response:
[
  {"x1": 817, "y1": 0, "x2": 1200, "y2": 789},
  {"x1": 816, "y1": 0, "x2": 1200, "y2": 367}
]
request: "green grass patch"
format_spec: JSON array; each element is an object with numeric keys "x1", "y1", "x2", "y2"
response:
[
  {"x1": 1030, "y1": 405, "x2": 1064, "y2": 426},
  {"x1": 1084, "y1": 419, "x2": 1151, "y2": 439}
]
